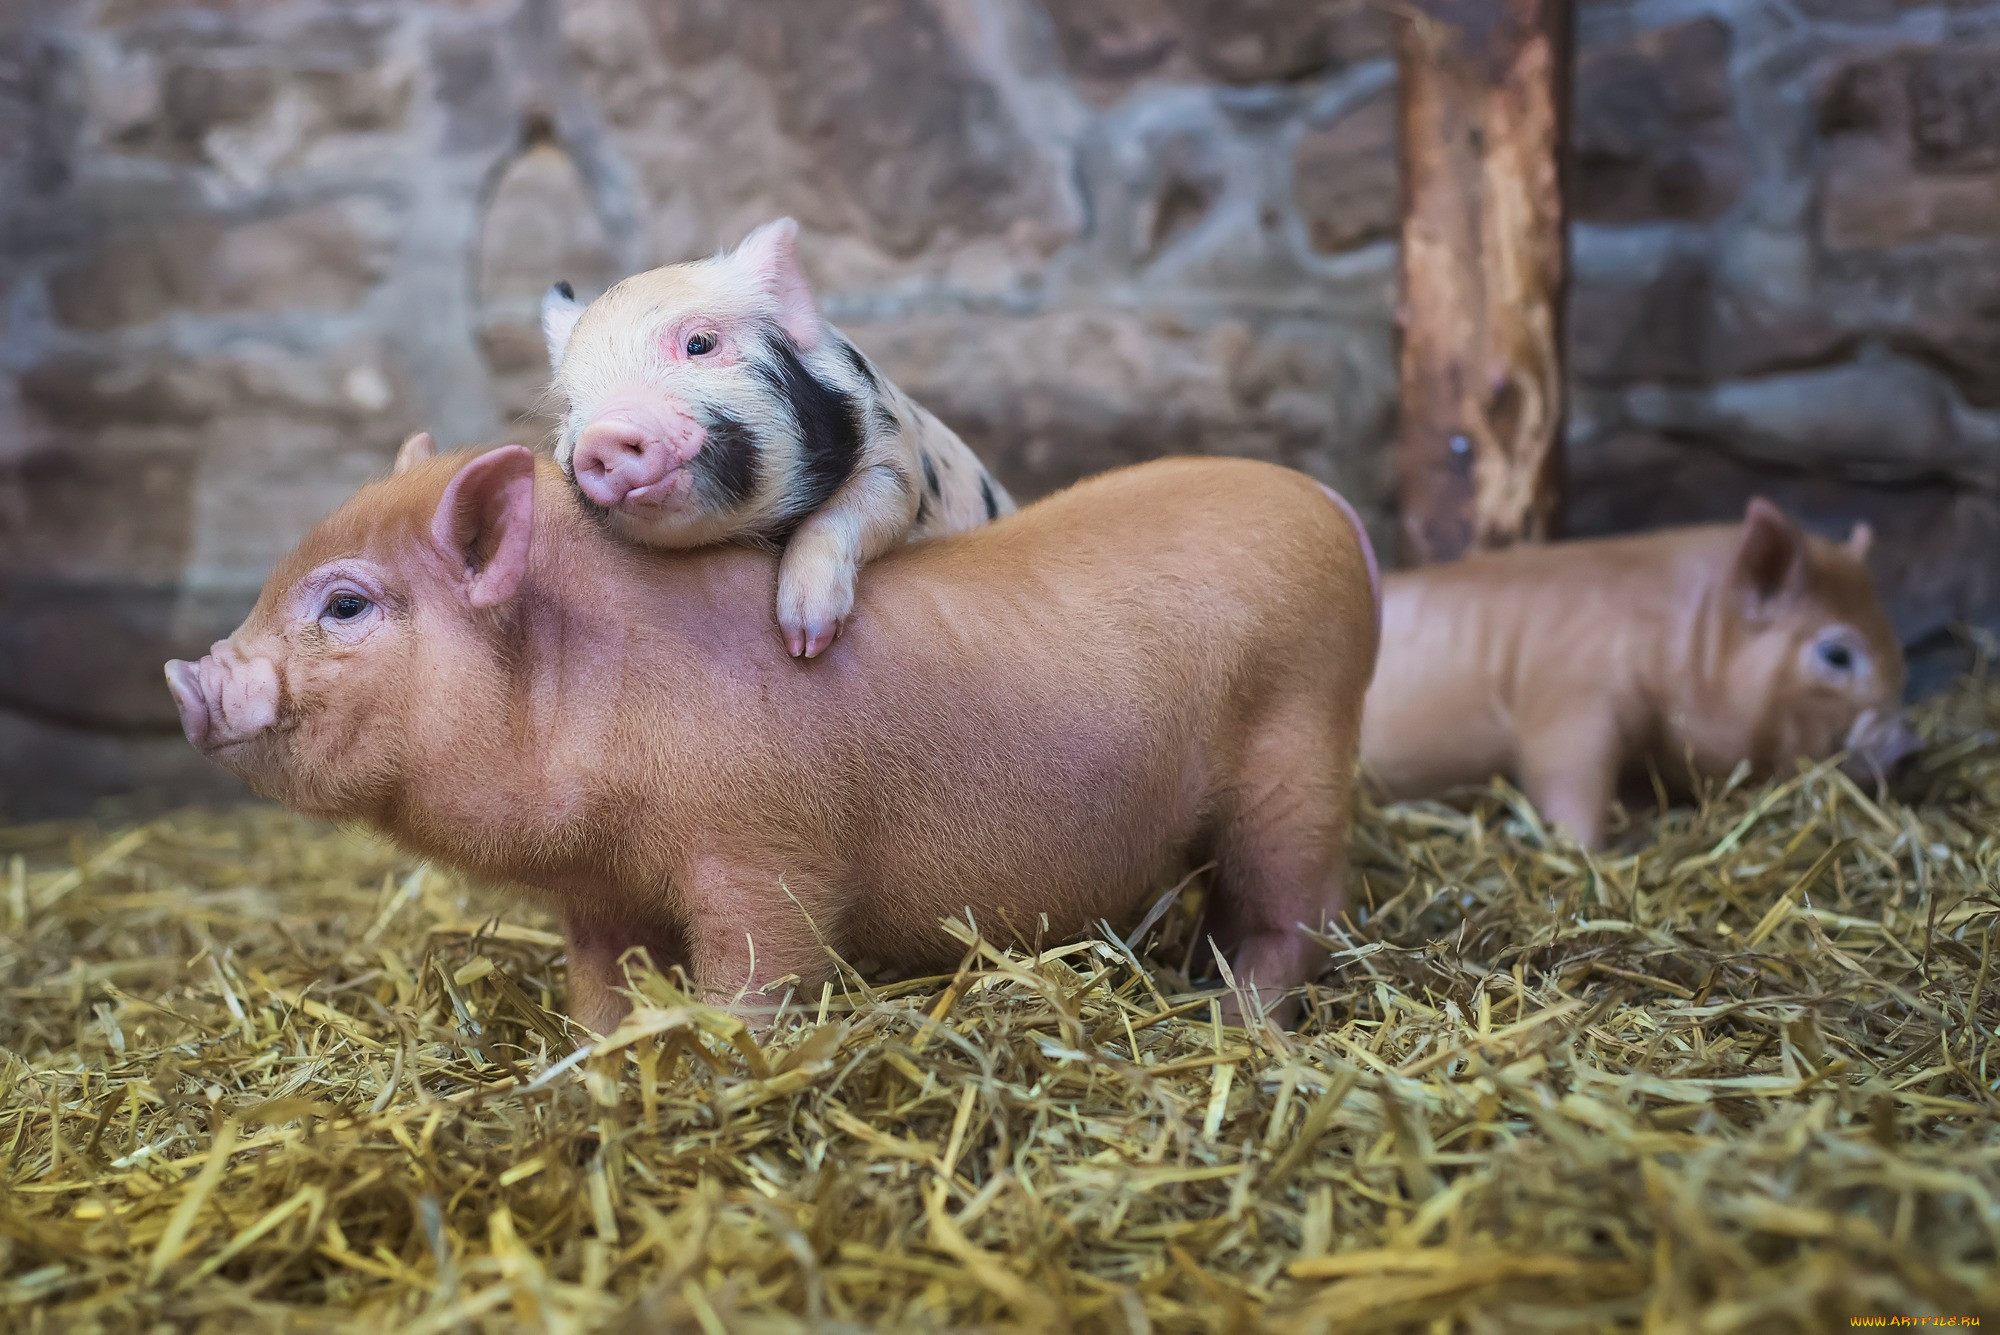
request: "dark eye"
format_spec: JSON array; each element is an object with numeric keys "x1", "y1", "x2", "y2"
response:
[
  {"x1": 325, "y1": 593, "x2": 369, "y2": 621},
  {"x1": 685, "y1": 331, "x2": 718, "y2": 357},
  {"x1": 1818, "y1": 641, "x2": 1855, "y2": 672}
]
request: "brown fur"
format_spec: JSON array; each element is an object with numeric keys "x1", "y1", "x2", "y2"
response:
[
  {"x1": 171, "y1": 452, "x2": 1379, "y2": 1031},
  {"x1": 1362, "y1": 500, "x2": 1914, "y2": 849}
]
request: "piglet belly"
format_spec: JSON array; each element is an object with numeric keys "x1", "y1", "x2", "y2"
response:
[
  {"x1": 1361, "y1": 650, "x2": 1521, "y2": 798},
  {"x1": 1361, "y1": 582, "x2": 1519, "y2": 799},
  {"x1": 835, "y1": 710, "x2": 1203, "y2": 969},
  {"x1": 1363, "y1": 712, "x2": 1517, "y2": 798},
  {"x1": 843, "y1": 838, "x2": 1186, "y2": 977}
]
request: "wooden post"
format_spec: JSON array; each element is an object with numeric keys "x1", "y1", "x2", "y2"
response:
[{"x1": 1395, "y1": 0, "x2": 1570, "y2": 565}]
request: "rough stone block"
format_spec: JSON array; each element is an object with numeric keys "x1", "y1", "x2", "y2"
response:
[
  {"x1": 20, "y1": 337, "x2": 402, "y2": 430},
  {"x1": 112, "y1": 10, "x2": 410, "y2": 165},
  {"x1": 608, "y1": 0, "x2": 1069, "y2": 258},
  {"x1": 1568, "y1": 231, "x2": 1854, "y2": 386},
  {"x1": 1791, "y1": 0, "x2": 1992, "y2": 15},
  {"x1": 1044, "y1": 0, "x2": 1391, "y2": 93},
  {"x1": 0, "y1": 27, "x2": 83, "y2": 200},
  {"x1": 430, "y1": 26, "x2": 510, "y2": 153},
  {"x1": 1294, "y1": 86, "x2": 1397, "y2": 254},
  {"x1": 1826, "y1": 249, "x2": 2000, "y2": 408},
  {"x1": 0, "y1": 442, "x2": 198, "y2": 581},
  {"x1": 48, "y1": 197, "x2": 397, "y2": 330},
  {"x1": 159, "y1": 61, "x2": 278, "y2": 155},
  {"x1": 1908, "y1": 50, "x2": 2000, "y2": 170},
  {"x1": 1573, "y1": 18, "x2": 1744, "y2": 224},
  {"x1": 1819, "y1": 45, "x2": 2000, "y2": 250},
  {"x1": 1168, "y1": 0, "x2": 1392, "y2": 84},
  {"x1": 846, "y1": 305, "x2": 1396, "y2": 521},
  {"x1": 0, "y1": 580, "x2": 210, "y2": 730},
  {"x1": 478, "y1": 143, "x2": 619, "y2": 306},
  {"x1": 1822, "y1": 153, "x2": 2000, "y2": 250},
  {"x1": 1615, "y1": 348, "x2": 2000, "y2": 484}
]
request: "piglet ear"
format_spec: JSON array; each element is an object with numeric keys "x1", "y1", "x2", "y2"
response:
[
  {"x1": 432, "y1": 446, "x2": 536, "y2": 608},
  {"x1": 393, "y1": 430, "x2": 436, "y2": 475},
  {"x1": 730, "y1": 217, "x2": 820, "y2": 348},
  {"x1": 542, "y1": 281, "x2": 585, "y2": 368},
  {"x1": 1846, "y1": 520, "x2": 1874, "y2": 560},
  {"x1": 1733, "y1": 496, "x2": 1806, "y2": 605}
]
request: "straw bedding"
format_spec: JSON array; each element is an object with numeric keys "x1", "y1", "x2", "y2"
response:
[{"x1": 4, "y1": 675, "x2": 1998, "y2": 1333}]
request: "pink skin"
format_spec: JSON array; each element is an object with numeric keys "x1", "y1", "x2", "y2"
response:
[
  {"x1": 1317, "y1": 483, "x2": 1381, "y2": 644},
  {"x1": 570, "y1": 394, "x2": 707, "y2": 513},
  {"x1": 794, "y1": 622, "x2": 834, "y2": 661},
  {"x1": 165, "y1": 645, "x2": 280, "y2": 751},
  {"x1": 1842, "y1": 708, "x2": 1923, "y2": 788}
]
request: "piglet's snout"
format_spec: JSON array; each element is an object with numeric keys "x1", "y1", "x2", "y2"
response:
[
  {"x1": 1839, "y1": 709, "x2": 1922, "y2": 787},
  {"x1": 164, "y1": 659, "x2": 209, "y2": 748},
  {"x1": 164, "y1": 644, "x2": 281, "y2": 753},
  {"x1": 572, "y1": 400, "x2": 704, "y2": 509}
]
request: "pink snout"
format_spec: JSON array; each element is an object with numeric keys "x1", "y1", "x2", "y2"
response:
[
  {"x1": 1839, "y1": 709, "x2": 1923, "y2": 789},
  {"x1": 571, "y1": 400, "x2": 705, "y2": 510},
  {"x1": 164, "y1": 645, "x2": 280, "y2": 753}
]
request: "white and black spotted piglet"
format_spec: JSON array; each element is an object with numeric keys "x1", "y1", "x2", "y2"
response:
[{"x1": 542, "y1": 218, "x2": 1015, "y2": 658}]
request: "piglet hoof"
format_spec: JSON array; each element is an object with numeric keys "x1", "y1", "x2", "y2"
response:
[
  {"x1": 777, "y1": 576, "x2": 855, "y2": 661},
  {"x1": 785, "y1": 616, "x2": 844, "y2": 660}
]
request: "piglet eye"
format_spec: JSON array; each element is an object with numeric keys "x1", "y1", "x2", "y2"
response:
[
  {"x1": 1818, "y1": 641, "x2": 1855, "y2": 672},
  {"x1": 685, "y1": 331, "x2": 718, "y2": 357},
  {"x1": 325, "y1": 593, "x2": 369, "y2": 621}
]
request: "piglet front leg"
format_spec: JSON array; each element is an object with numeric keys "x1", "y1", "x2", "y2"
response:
[
  {"x1": 680, "y1": 856, "x2": 838, "y2": 1024},
  {"x1": 561, "y1": 911, "x2": 689, "y2": 1037},
  {"x1": 777, "y1": 463, "x2": 919, "y2": 658},
  {"x1": 1517, "y1": 703, "x2": 1623, "y2": 851}
]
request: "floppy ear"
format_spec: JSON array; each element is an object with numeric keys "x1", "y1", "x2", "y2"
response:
[
  {"x1": 542, "y1": 281, "x2": 585, "y2": 368},
  {"x1": 1846, "y1": 520, "x2": 1873, "y2": 560},
  {"x1": 730, "y1": 217, "x2": 820, "y2": 348},
  {"x1": 393, "y1": 431, "x2": 436, "y2": 475},
  {"x1": 431, "y1": 446, "x2": 536, "y2": 608},
  {"x1": 1733, "y1": 497, "x2": 1806, "y2": 605}
]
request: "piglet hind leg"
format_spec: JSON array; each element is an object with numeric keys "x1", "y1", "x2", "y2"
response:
[
  {"x1": 1203, "y1": 827, "x2": 1347, "y2": 1031},
  {"x1": 1202, "y1": 721, "x2": 1358, "y2": 1030},
  {"x1": 682, "y1": 860, "x2": 839, "y2": 1024}
]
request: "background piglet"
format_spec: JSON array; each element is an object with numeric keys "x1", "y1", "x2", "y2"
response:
[
  {"x1": 164, "y1": 446, "x2": 1378, "y2": 1032},
  {"x1": 1363, "y1": 498, "x2": 1919, "y2": 849},
  {"x1": 543, "y1": 218, "x2": 1012, "y2": 658}
]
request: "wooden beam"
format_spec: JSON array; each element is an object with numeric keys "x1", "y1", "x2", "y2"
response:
[{"x1": 1394, "y1": 0, "x2": 1571, "y2": 565}]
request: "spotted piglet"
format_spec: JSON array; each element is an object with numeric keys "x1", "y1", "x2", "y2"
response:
[{"x1": 541, "y1": 218, "x2": 1014, "y2": 658}]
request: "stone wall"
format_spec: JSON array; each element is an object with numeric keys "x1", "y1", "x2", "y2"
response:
[
  {"x1": 1565, "y1": 0, "x2": 2000, "y2": 681},
  {"x1": 2, "y1": 0, "x2": 1996, "y2": 818}
]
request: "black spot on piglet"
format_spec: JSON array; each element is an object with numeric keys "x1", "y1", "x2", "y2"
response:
[
  {"x1": 981, "y1": 474, "x2": 999, "y2": 521},
  {"x1": 758, "y1": 333, "x2": 865, "y2": 516},
  {"x1": 839, "y1": 337, "x2": 880, "y2": 389},
  {"x1": 696, "y1": 410, "x2": 761, "y2": 510},
  {"x1": 921, "y1": 452, "x2": 940, "y2": 497},
  {"x1": 553, "y1": 280, "x2": 574, "y2": 300}
]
